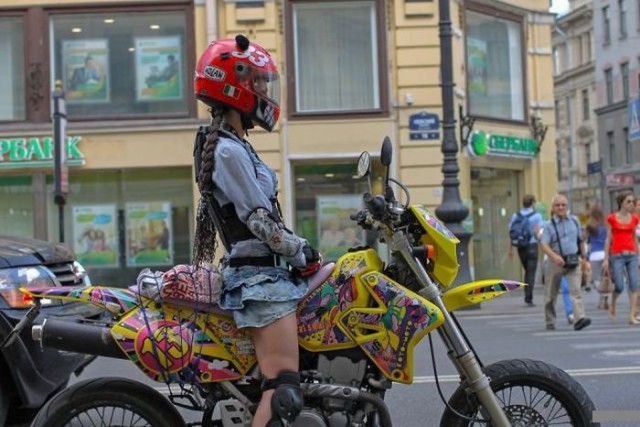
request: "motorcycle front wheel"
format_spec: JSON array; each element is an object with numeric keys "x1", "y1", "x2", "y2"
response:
[
  {"x1": 31, "y1": 377, "x2": 186, "y2": 427},
  {"x1": 440, "y1": 358, "x2": 598, "y2": 427}
]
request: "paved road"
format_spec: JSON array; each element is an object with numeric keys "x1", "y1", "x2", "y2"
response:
[{"x1": 11, "y1": 287, "x2": 640, "y2": 426}]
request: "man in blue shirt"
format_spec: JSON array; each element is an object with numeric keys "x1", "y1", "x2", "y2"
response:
[{"x1": 509, "y1": 194, "x2": 544, "y2": 307}]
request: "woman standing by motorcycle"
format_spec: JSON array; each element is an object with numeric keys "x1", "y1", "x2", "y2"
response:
[{"x1": 192, "y1": 35, "x2": 320, "y2": 426}]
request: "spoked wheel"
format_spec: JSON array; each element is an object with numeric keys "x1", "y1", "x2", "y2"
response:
[
  {"x1": 31, "y1": 377, "x2": 186, "y2": 427},
  {"x1": 440, "y1": 359, "x2": 599, "y2": 426}
]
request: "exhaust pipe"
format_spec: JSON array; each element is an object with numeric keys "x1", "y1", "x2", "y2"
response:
[{"x1": 33, "y1": 318, "x2": 126, "y2": 359}]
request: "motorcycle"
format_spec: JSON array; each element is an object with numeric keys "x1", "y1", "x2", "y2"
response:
[{"x1": 5, "y1": 137, "x2": 597, "y2": 426}]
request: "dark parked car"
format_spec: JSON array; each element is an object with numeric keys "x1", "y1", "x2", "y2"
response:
[{"x1": 0, "y1": 236, "x2": 98, "y2": 425}]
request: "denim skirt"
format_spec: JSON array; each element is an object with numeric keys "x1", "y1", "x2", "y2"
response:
[{"x1": 220, "y1": 265, "x2": 308, "y2": 328}]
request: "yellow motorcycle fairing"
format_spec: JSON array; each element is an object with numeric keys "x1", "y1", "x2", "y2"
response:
[
  {"x1": 409, "y1": 206, "x2": 459, "y2": 287},
  {"x1": 297, "y1": 248, "x2": 445, "y2": 384},
  {"x1": 442, "y1": 279, "x2": 526, "y2": 312}
]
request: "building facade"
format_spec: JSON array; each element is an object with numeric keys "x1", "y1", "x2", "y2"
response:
[
  {"x1": 552, "y1": 0, "x2": 599, "y2": 222},
  {"x1": 0, "y1": 0, "x2": 557, "y2": 286},
  {"x1": 593, "y1": 0, "x2": 640, "y2": 211}
]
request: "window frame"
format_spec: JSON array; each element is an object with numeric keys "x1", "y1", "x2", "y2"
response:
[
  {"x1": 463, "y1": 2, "x2": 528, "y2": 125},
  {"x1": 581, "y1": 88, "x2": 589, "y2": 121},
  {"x1": 284, "y1": 0, "x2": 389, "y2": 120},
  {"x1": 619, "y1": 0, "x2": 628, "y2": 37},
  {"x1": 605, "y1": 68, "x2": 614, "y2": 104},
  {"x1": 0, "y1": 2, "x2": 196, "y2": 128},
  {"x1": 621, "y1": 62, "x2": 630, "y2": 100},
  {"x1": 602, "y1": 6, "x2": 611, "y2": 44}
]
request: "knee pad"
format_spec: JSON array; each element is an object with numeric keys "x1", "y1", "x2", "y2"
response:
[{"x1": 262, "y1": 371, "x2": 303, "y2": 423}]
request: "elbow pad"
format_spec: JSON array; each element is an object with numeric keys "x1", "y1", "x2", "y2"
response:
[{"x1": 246, "y1": 208, "x2": 302, "y2": 257}]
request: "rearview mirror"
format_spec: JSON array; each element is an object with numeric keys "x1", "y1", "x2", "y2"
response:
[
  {"x1": 355, "y1": 152, "x2": 371, "y2": 179},
  {"x1": 381, "y1": 137, "x2": 392, "y2": 166}
]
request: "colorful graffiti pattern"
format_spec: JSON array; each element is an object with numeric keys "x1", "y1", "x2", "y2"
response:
[
  {"x1": 341, "y1": 271, "x2": 441, "y2": 383},
  {"x1": 468, "y1": 281, "x2": 523, "y2": 295},
  {"x1": 111, "y1": 301, "x2": 255, "y2": 383},
  {"x1": 27, "y1": 286, "x2": 139, "y2": 314},
  {"x1": 297, "y1": 252, "x2": 370, "y2": 349}
]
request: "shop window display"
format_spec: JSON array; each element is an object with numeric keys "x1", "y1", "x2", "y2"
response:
[
  {"x1": 293, "y1": 161, "x2": 385, "y2": 262},
  {"x1": 46, "y1": 167, "x2": 193, "y2": 286},
  {"x1": 0, "y1": 17, "x2": 25, "y2": 121},
  {"x1": 50, "y1": 11, "x2": 189, "y2": 119}
]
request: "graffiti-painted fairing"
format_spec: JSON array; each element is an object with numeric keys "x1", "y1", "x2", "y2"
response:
[
  {"x1": 24, "y1": 286, "x2": 139, "y2": 315},
  {"x1": 409, "y1": 206, "x2": 459, "y2": 287},
  {"x1": 111, "y1": 301, "x2": 255, "y2": 383},
  {"x1": 442, "y1": 279, "x2": 526, "y2": 312},
  {"x1": 298, "y1": 248, "x2": 444, "y2": 384}
]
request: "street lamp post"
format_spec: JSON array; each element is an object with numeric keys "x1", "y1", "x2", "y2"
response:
[{"x1": 434, "y1": 0, "x2": 473, "y2": 285}]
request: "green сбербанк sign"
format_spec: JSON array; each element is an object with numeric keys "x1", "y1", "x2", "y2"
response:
[
  {"x1": 468, "y1": 131, "x2": 539, "y2": 159},
  {"x1": 0, "y1": 136, "x2": 85, "y2": 169}
]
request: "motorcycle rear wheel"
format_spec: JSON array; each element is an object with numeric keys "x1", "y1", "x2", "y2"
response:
[
  {"x1": 439, "y1": 358, "x2": 598, "y2": 427},
  {"x1": 31, "y1": 377, "x2": 186, "y2": 427}
]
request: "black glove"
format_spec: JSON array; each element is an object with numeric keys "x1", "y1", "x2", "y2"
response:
[{"x1": 297, "y1": 244, "x2": 321, "y2": 277}]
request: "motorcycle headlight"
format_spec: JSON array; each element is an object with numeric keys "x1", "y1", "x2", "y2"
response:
[{"x1": 0, "y1": 266, "x2": 59, "y2": 308}]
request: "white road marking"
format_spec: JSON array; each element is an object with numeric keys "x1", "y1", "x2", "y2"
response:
[{"x1": 411, "y1": 366, "x2": 640, "y2": 383}]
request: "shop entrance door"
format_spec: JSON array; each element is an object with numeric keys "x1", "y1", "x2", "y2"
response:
[{"x1": 470, "y1": 168, "x2": 521, "y2": 282}]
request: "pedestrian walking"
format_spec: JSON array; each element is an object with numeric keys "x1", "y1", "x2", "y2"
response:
[
  {"x1": 603, "y1": 191, "x2": 640, "y2": 324},
  {"x1": 508, "y1": 194, "x2": 544, "y2": 307},
  {"x1": 586, "y1": 205, "x2": 608, "y2": 309},
  {"x1": 539, "y1": 194, "x2": 591, "y2": 331}
]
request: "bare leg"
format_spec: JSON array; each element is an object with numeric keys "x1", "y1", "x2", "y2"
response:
[
  {"x1": 629, "y1": 291, "x2": 639, "y2": 324},
  {"x1": 609, "y1": 292, "x2": 619, "y2": 320},
  {"x1": 250, "y1": 312, "x2": 299, "y2": 427}
]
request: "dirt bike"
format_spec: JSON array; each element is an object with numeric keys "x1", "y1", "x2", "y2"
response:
[{"x1": 5, "y1": 137, "x2": 597, "y2": 427}]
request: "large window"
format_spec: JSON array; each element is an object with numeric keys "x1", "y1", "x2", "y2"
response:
[
  {"x1": 608, "y1": 131, "x2": 615, "y2": 166},
  {"x1": 621, "y1": 62, "x2": 630, "y2": 100},
  {"x1": 293, "y1": 160, "x2": 385, "y2": 262},
  {"x1": 0, "y1": 5, "x2": 194, "y2": 125},
  {"x1": 51, "y1": 12, "x2": 189, "y2": 119},
  {"x1": 465, "y1": 8, "x2": 525, "y2": 121},
  {"x1": 605, "y1": 68, "x2": 614, "y2": 104},
  {"x1": 287, "y1": 0, "x2": 387, "y2": 116},
  {"x1": 602, "y1": 6, "x2": 611, "y2": 44},
  {"x1": 619, "y1": 0, "x2": 628, "y2": 37},
  {"x1": 582, "y1": 89, "x2": 589, "y2": 121},
  {"x1": 0, "y1": 17, "x2": 25, "y2": 121}
]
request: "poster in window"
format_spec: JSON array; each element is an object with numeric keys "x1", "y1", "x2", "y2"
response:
[
  {"x1": 126, "y1": 202, "x2": 173, "y2": 267},
  {"x1": 467, "y1": 37, "x2": 488, "y2": 95},
  {"x1": 62, "y1": 39, "x2": 110, "y2": 103},
  {"x1": 72, "y1": 205, "x2": 119, "y2": 268},
  {"x1": 316, "y1": 195, "x2": 364, "y2": 261},
  {"x1": 135, "y1": 36, "x2": 182, "y2": 101}
]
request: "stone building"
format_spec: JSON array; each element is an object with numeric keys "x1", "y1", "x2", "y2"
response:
[
  {"x1": 0, "y1": 0, "x2": 557, "y2": 285},
  {"x1": 553, "y1": 0, "x2": 600, "y2": 221}
]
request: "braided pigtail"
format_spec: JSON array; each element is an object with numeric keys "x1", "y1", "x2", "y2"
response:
[{"x1": 193, "y1": 108, "x2": 225, "y2": 266}]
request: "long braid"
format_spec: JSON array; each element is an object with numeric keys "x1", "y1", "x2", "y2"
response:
[{"x1": 193, "y1": 108, "x2": 225, "y2": 265}]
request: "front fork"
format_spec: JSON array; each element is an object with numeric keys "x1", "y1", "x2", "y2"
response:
[
  {"x1": 432, "y1": 302, "x2": 510, "y2": 426},
  {"x1": 388, "y1": 232, "x2": 510, "y2": 426}
]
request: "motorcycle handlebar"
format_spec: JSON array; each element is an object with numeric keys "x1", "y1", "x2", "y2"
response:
[{"x1": 363, "y1": 192, "x2": 387, "y2": 219}]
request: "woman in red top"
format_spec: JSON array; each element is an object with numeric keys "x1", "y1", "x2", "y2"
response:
[{"x1": 603, "y1": 191, "x2": 640, "y2": 324}]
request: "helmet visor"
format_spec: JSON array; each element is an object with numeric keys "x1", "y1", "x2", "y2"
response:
[{"x1": 249, "y1": 69, "x2": 280, "y2": 106}]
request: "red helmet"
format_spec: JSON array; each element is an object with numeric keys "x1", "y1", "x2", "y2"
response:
[{"x1": 194, "y1": 35, "x2": 280, "y2": 132}]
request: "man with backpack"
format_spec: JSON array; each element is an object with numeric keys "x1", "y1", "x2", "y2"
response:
[{"x1": 509, "y1": 194, "x2": 544, "y2": 307}]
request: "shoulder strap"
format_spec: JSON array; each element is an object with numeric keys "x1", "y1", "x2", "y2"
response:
[{"x1": 551, "y1": 218, "x2": 565, "y2": 256}]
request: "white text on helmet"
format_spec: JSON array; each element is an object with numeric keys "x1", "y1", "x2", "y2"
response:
[{"x1": 231, "y1": 46, "x2": 270, "y2": 68}]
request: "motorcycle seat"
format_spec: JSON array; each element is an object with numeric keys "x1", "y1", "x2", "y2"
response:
[
  {"x1": 307, "y1": 262, "x2": 335, "y2": 294},
  {"x1": 129, "y1": 262, "x2": 335, "y2": 315}
]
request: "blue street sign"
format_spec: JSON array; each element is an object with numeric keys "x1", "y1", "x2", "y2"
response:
[
  {"x1": 409, "y1": 131, "x2": 440, "y2": 141},
  {"x1": 409, "y1": 112, "x2": 439, "y2": 131},
  {"x1": 629, "y1": 99, "x2": 640, "y2": 142}
]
